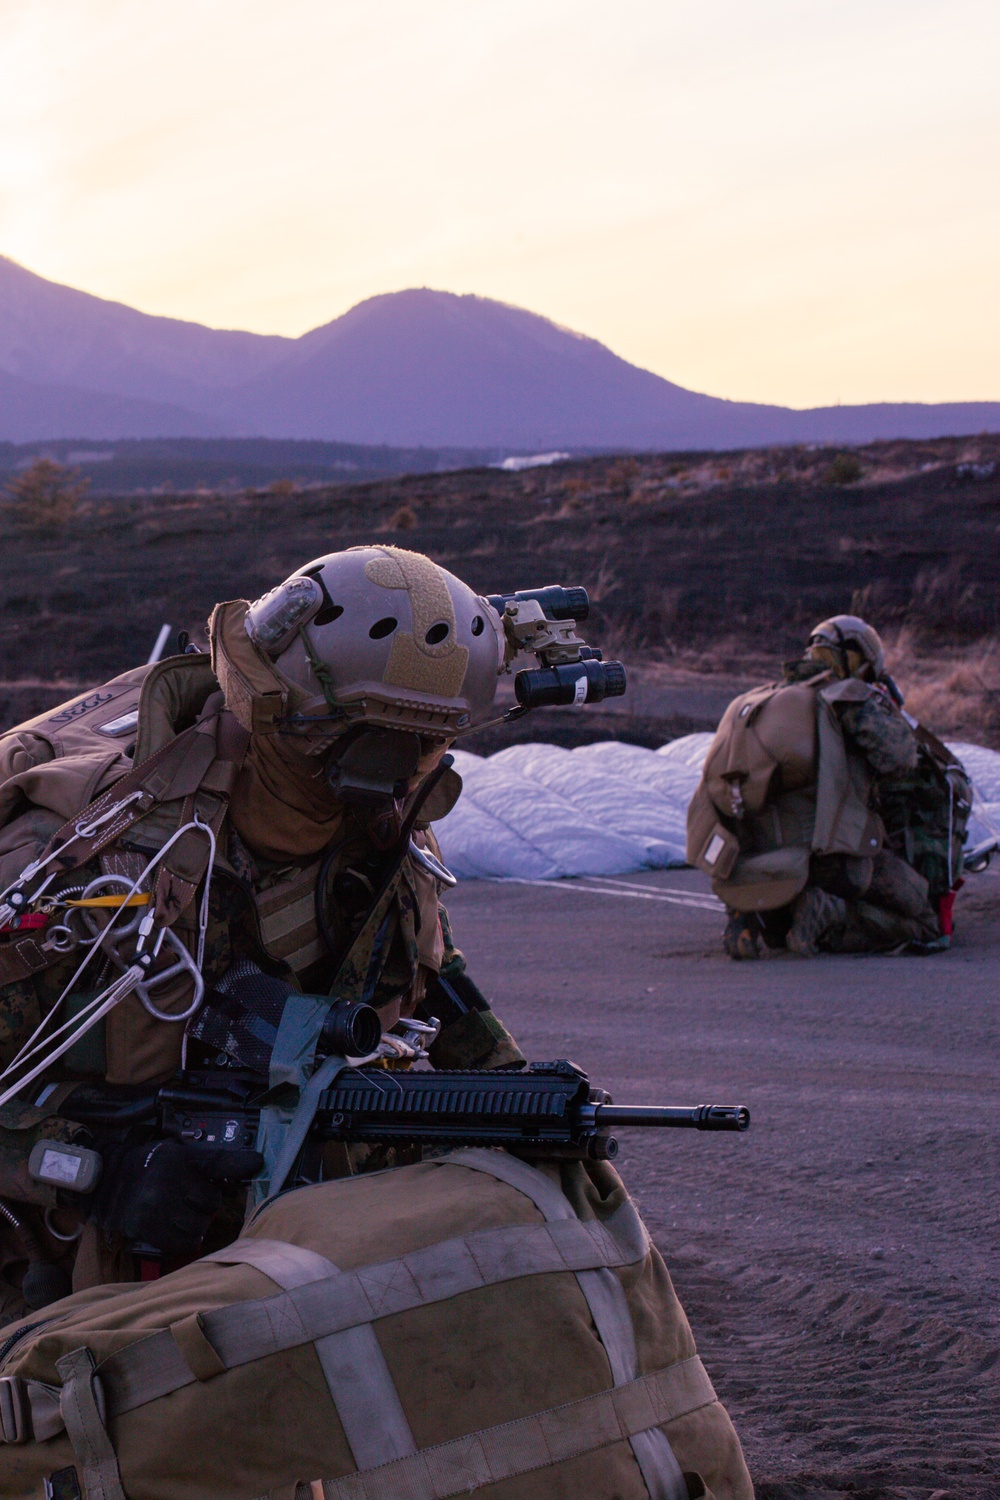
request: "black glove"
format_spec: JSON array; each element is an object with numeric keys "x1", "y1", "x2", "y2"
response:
[{"x1": 94, "y1": 1139, "x2": 264, "y2": 1259}]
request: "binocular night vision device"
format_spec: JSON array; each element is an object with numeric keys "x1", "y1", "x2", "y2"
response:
[{"x1": 487, "y1": 586, "x2": 627, "y2": 713}]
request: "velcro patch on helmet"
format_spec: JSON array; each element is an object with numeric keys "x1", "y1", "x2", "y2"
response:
[
  {"x1": 365, "y1": 549, "x2": 454, "y2": 654},
  {"x1": 384, "y1": 633, "x2": 470, "y2": 696},
  {"x1": 366, "y1": 548, "x2": 470, "y2": 695}
]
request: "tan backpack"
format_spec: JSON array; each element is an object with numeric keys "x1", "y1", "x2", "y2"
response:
[
  {"x1": 687, "y1": 673, "x2": 883, "y2": 911},
  {"x1": 0, "y1": 1152, "x2": 751, "y2": 1500}
]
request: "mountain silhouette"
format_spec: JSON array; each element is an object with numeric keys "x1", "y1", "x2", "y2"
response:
[{"x1": 1, "y1": 256, "x2": 998, "y2": 448}]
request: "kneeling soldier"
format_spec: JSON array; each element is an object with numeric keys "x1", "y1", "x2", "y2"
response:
[
  {"x1": 687, "y1": 615, "x2": 971, "y2": 960},
  {"x1": 0, "y1": 547, "x2": 530, "y2": 1320}
]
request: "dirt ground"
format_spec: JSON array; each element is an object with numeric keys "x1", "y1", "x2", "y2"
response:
[{"x1": 445, "y1": 865, "x2": 1000, "y2": 1500}]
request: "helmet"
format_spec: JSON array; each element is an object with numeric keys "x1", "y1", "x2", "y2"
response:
[
  {"x1": 243, "y1": 546, "x2": 504, "y2": 741},
  {"x1": 807, "y1": 615, "x2": 886, "y2": 680}
]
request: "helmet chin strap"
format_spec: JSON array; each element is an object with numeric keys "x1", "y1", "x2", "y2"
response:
[
  {"x1": 830, "y1": 621, "x2": 853, "y2": 680},
  {"x1": 299, "y1": 623, "x2": 347, "y2": 713}
]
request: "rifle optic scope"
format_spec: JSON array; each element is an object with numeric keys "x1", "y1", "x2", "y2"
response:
[
  {"x1": 515, "y1": 658, "x2": 627, "y2": 710},
  {"x1": 319, "y1": 999, "x2": 383, "y2": 1058},
  {"x1": 486, "y1": 586, "x2": 589, "y2": 622}
]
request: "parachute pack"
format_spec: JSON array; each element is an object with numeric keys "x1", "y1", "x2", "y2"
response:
[{"x1": 0, "y1": 1152, "x2": 751, "y2": 1500}]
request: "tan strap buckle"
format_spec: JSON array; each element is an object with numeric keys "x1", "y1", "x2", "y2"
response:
[{"x1": 0, "y1": 1375, "x2": 27, "y2": 1443}]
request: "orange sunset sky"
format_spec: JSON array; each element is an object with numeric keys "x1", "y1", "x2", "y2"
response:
[{"x1": 1, "y1": 0, "x2": 997, "y2": 408}]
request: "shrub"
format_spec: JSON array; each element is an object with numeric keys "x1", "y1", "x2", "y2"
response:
[
  {"x1": 5, "y1": 459, "x2": 88, "y2": 533},
  {"x1": 389, "y1": 503, "x2": 417, "y2": 530},
  {"x1": 825, "y1": 452, "x2": 863, "y2": 486}
]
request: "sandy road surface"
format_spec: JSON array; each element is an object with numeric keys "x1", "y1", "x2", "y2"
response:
[{"x1": 446, "y1": 867, "x2": 1000, "y2": 1500}]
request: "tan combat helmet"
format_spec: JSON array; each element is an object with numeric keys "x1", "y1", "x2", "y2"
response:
[
  {"x1": 240, "y1": 546, "x2": 504, "y2": 743},
  {"x1": 807, "y1": 614, "x2": 886, "y2": 680}
]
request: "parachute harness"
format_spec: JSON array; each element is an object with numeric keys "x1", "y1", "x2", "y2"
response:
[{"x1": 0, "y1": 814, "x2": 216, "y2": 1109}]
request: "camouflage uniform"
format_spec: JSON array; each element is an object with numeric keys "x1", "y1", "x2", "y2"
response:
[
  {"x1": 0, "y1": 802, "x2": 520, "y2": 1322},
  {"x1": 759, "y1": 662, "x2": 942, "y2": 954},
  {"x1": 0, "y1": 547, "x2": 528, "y2": 1316}
]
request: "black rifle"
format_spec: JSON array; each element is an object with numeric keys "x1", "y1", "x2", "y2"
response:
[{"x1": 59, "y1": 1059, "x2": 749, "y2": 1166}]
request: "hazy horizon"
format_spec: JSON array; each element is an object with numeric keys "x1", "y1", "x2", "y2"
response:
[{"x1": 2, "y1": 0, "x2": 997, "y2": 410}]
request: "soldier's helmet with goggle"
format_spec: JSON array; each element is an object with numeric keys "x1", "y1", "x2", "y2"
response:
[
  {"x1": 243, "y1": 546, "x2": 504, "y2": 741},
  {"x1": 806, "y1": 615, "x2": 886, "y2": 680}
]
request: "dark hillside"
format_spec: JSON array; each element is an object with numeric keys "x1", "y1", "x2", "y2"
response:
[
  {"x1": 0, "y1": 437, "x2": 496, "y2": 494},
  {"x1": 2, "y1": 434, "x2": 999, "y2": 740}
]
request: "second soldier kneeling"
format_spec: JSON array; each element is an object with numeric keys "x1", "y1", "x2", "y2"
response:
[{"x1": 686, "y1": 615, "x2": 971, "y2": 959}]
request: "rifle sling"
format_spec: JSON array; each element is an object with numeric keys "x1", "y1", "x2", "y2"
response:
[{"x1": 324, "y1": 757, "x2": 453, "y2": 1003}]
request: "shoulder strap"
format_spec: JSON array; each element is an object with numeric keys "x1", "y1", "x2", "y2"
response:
[
  {"x1": 913, "y1": 721, "x2": 966, "y2": 773},
  {"x1": 324, "y1": 757, "x2": 455, "y2": 1002}
]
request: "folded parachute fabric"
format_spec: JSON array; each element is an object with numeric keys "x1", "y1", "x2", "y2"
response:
[
  {"x1": 489, "y1": 744, "x2": 688, "y2": 862},
  {"x1": 435, "y1": 733, "x2": 1000, "y2": 883},
  {"x1": 442, "y1": 748, "x2": 673, "y2": 879}
]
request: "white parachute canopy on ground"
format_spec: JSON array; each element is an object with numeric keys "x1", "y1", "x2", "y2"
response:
[{"x1": 434, "y1": 734, "x2": 1000, "y2": 881}]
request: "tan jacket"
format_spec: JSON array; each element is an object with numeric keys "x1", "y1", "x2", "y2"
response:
[{"x1": 687, "y1": 672, "x2": 884, "y2": 911}]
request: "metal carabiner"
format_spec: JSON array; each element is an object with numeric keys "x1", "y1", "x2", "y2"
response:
[
  {"x1": 134, "y1": 928, "x2": 205, "y2": 1022},
  {"x1": 408, "y1": 836, "x2": 457, "y2": 888},
  {"x1": 77, "y1": 875, "x2": 147, "y2": 944},
  {"x1": 40, "y1": 924, "x2": 79, "y2": 955}
]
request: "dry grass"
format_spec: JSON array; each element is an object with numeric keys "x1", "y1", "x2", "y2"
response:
[
  {"x1": 886, "y1": 631, "x2": 1000, "y2": 745},
  {"x1": 387, "y1": 503, "x2": 418, "y2": 530}
]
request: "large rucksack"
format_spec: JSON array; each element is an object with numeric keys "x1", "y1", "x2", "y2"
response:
[
  {"x1": 0, "y1": 1152, "x2": 751, "y2": 1500},
  {"x1": 686, "y1": 672, "x2": 883, "y2": 912}
]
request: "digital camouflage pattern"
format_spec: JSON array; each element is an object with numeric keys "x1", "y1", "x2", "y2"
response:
[
  {"x1": 723, "y1": 660, "x2": 956, "y2": 956},
  {"x1": 877, "y1": 743, "x2": 972, "y2": 901},
  {"x1": 837, "y1": 691, "x2": 919, "y2": 777},
  {"x1": 0, "y1": 806, "x2": 520, "y2": 1314}
]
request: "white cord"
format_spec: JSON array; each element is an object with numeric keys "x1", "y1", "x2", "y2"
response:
[
  {"x1": 192, "y1": 811, "x2": 216, "y2": 972},
  {"x1": 0, "y1": 787, "x2": 149, "y2": 916},
  {"x1": 2, "y1": 984, "x2": 124, "y2": 1078},
  {"x1": 0, "y1": 817, "x2": 217, "y2": 1095},
  {"x1": 74, "y1": 788, "x2": 147, "y2": 841},
  {"x1": 0, "y1": 964, "x2": 145, "y2": 1108}
]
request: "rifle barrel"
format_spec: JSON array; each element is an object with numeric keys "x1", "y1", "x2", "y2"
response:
[{"x1": 595, "y1": 1104, "x2": 749, "y2": 1132}]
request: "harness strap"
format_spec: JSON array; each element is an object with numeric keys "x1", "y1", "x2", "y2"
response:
[
  {"x1": 449, "y1": 1149, "x2": 687, "y2": 1500},
  {"x1": 304, "y1": 1357, "x2": 717, "y2": 1500},
  {"x1": 55, "y1": 1347, "x2": 127, "y2": 1500},
  {"x1": 95, "y1": 1213, "x2": 643, "y2": 1420},
  {"x1": 40, "y1": 725, "x2": 212, "y2": 873},
  {"x1": 325, "y1": 756, "x2": 455, "y2": 1005},
  {"x1": 0, "y1": 933, "x2": 48, "y2": 987}
]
